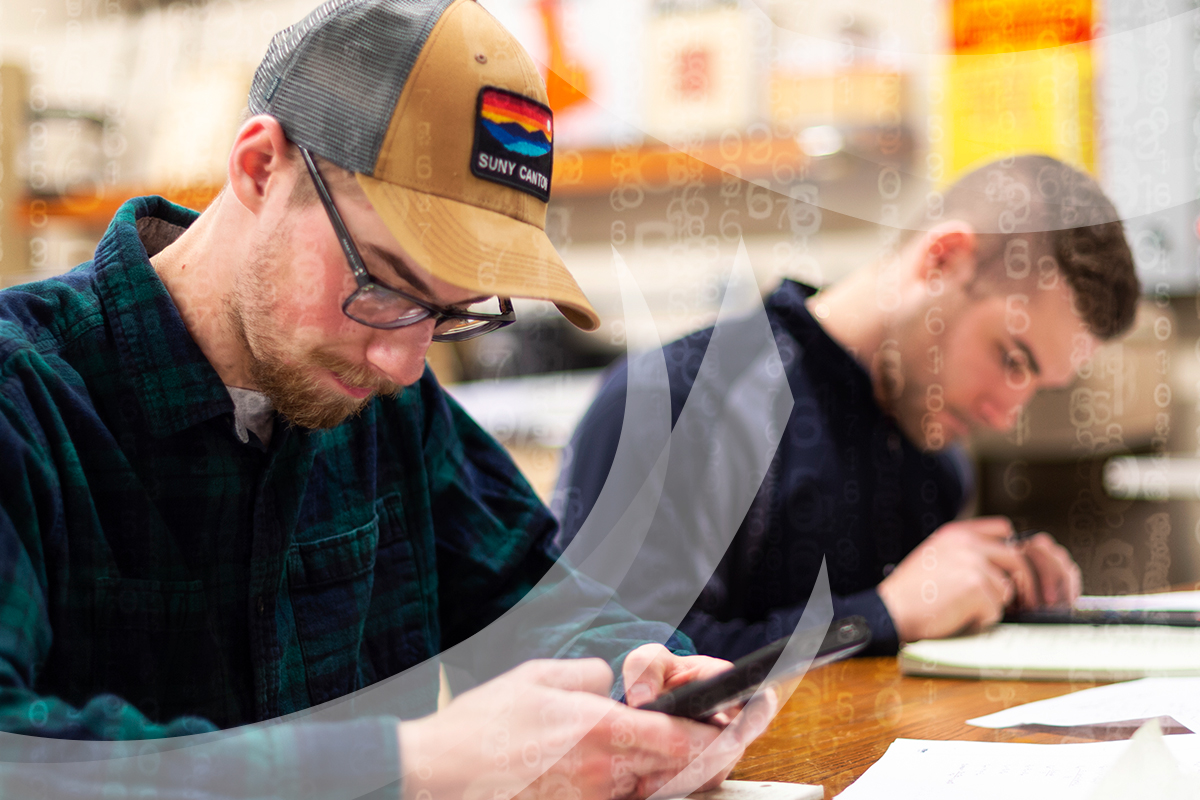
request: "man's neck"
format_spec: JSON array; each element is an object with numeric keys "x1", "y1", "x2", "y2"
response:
[
  {"x1": 806, "y1": 260, "x2": 929, "y2": 420},
  {"x1": 149, "y1": 199, "x2": 253, "y2": 388},
  {"x1": 806, "y1": 264, "x2": 892, "y2": 367}
]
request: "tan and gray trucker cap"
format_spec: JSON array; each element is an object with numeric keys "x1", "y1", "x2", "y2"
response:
[{"x1": 248, "y1": 0, "x2": 599, "y2": 330}]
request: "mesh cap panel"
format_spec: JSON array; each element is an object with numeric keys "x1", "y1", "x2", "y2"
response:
[{"x1": 248, "y1": 0, "x2": 456, "y2": 174}]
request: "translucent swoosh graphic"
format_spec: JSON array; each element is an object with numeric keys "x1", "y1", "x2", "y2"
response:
[{"x1": 0, "y1": 243, "x2": 826, "y2": 798}]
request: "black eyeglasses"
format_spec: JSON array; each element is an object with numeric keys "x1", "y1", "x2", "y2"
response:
[{"x1": 299, "y1": 146, "x2": 516, "y2": 342}]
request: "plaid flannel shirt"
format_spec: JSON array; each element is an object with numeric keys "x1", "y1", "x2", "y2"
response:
[{"x1": 0, "y1": 197, "x2": 686, "y2": 795}]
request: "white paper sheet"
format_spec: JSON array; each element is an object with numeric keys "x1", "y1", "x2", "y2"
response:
[
  {"x1": 1088, "y1": 721, "x2": 1200, "y2": 800},
  {"x1": 836, "y1": 730, "x2": 1200, "y2": 800},
  {"x1": 1075, "y1": 591, "x2": 1200, "y2": 612},
  {"x1": 899, "y1": 624, "x2": 1200, "y2": 680},
  {"x1": 692, "y1": 781, "x2": 822, "y2": 800},
  {"x1": 967, "y1": 678, "x2": 1200, "y2": 732}
]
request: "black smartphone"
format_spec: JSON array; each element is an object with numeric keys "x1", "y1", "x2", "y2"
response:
[{"x1": 638, "y1": 616, "x2": 871, "y2": 721}]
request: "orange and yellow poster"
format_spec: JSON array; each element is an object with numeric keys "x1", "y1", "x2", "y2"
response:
[{"x1": 940, "y1": 0, "x2": 1096, "y2": 181}]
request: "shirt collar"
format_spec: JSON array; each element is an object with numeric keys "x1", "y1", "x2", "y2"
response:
[
  {"x1": 93, "y1": 196, "x2": 235, "y2": 438},
  {"x1": 768, "y1": 277, "x2": 877, "y2": 384}
]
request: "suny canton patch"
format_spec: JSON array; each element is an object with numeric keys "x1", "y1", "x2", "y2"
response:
[{"x1": 470, "y1": 86, "x2": 554, "y2": 203}]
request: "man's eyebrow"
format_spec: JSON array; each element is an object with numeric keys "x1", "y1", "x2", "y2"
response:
[
  {"x1": 1013, "y1": 339, "x2": 1042, "y2": 376},
  {"x1": 362, "y1": 242, "x2": 431, "y2": 297},
  {"x1": 361, "y1": 242, "x2": 490, "y2": 307}
]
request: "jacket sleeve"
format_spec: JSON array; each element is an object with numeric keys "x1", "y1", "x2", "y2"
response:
[
  {"x1": 553, "y1": 351, "x2": 903, "y2": 661},
  {"x1": 679, "y1": 589, "x2": 901, "y2": 660},
  {"x1": 416, "y1": 371, "x2": 692, "y2": 690},
  {"x1": 0, "y1": 362, "x2": 402, "y2": 799}
]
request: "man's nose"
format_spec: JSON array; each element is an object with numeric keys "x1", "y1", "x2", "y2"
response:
[{"x1": 365, "y1": 319, "x2": 435, "y2": 387}]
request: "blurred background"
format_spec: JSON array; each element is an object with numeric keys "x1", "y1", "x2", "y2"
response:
[{"x1": 1, "y1": 0, "x2": 1198, "y2": 594}]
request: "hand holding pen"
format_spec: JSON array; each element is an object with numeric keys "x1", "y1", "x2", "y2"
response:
[
  {"x1": 879, "y1": 517, "x2": 1084, "y2": 643},
  {"x1": 1009, "y1": 528, "x2": 1082, "y2": 610}
]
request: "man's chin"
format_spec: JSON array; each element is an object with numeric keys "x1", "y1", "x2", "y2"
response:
[
  {"x1": 274, "y1": 391, "x2": 371, "y2": 430},
  {"x1": 892, "y1": 415, "x2": 963, "y2": 452},
  {"x1": 245, "y1": 347, "x2": 405, "y2": 430},
  {"x1": 921, "y1": 418, "x2": 970, "y2": 452},
  {"x1": 249, "y1": 358, "x2": 384, "y2": 430}
]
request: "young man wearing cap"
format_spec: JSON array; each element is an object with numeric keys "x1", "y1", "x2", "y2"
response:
[
  {"x1": 556, "y1": 155, "x2": 1139, "y2": 660},
  {"x1": 0, "y1": 0, "x2": 769, "y2": 796}
]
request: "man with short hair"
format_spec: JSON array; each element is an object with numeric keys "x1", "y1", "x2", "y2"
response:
[
  {"x1": 556, "y1": 155, "x2": 1139, "y2": 659},
  {"x1": 0, "y1": 1, "x2": 766, "y2": 796}
]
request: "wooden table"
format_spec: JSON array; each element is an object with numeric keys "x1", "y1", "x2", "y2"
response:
[{"x1": 730, "y1": 656, "x2": 1150, "y2": 798}]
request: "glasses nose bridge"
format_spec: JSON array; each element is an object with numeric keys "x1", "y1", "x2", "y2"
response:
[{"x1": 427, "y1": 307, "x2": 454, "y2": 329}]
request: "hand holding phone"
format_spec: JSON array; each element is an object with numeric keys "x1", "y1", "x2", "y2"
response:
[{"x1": 638, "y1": 616, "x2": 871, "y2": 721}]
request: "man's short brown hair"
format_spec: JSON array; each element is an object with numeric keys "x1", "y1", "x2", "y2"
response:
[
  {"x1": 284, "y1": 144, "x2": 360, "y2": 210},
  {"x1": 923, "y1": 155, "x2": 1139, "y2": 340}
]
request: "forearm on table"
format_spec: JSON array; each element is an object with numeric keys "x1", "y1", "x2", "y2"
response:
[{"x1": 679, "y1": 589, "x2": 900, "y2": 660}]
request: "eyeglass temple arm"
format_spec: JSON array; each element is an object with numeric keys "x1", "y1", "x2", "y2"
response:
[
  {"x1": 301, "y1": 146, "x2": 516, "y2": 325},
  {"x1": 299, "y1": 146, "x2": 371, "y2": 288}
]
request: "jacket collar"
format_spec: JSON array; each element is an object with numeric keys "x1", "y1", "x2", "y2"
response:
[{"x1": 93, "y1": 196, "x2": 235, "y2": 438}]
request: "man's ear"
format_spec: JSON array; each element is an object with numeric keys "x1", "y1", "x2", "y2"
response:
[
  {"x1": 915, "y1": 220, "x2": 978, "y2": 289},
  {"x1": 226, "y1": 115, "x2": 293, "y2": 215}
]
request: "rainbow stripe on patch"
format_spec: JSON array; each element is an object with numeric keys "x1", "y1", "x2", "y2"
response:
[{"x1": 479, "y1": 89, "x2": 553, "y2": 157}]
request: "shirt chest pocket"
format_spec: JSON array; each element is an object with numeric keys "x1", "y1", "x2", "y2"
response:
[
  {"x1": 286, "y1": 495, "x2": 439, "y2": 710},
  {"x1": 286, "y1": 518, "x2": 380, "y2": 706}
]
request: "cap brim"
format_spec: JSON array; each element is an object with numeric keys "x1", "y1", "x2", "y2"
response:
[{"x1": 355, "y1": 174, "x2": 600, "y2": 332}]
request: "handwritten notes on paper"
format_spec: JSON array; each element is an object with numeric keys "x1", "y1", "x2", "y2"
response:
[{"x1": 837, "y1": 728, "x2": 1200, "y2": 800}]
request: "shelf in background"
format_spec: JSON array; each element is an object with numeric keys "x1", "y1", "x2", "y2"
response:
[
  {"x1": 15, "y1": 185, "x2": 224, "y2": 230},
  {"x1": 11, "y1": 129, "x2": 819, "y2": 228},
  {"x1": 552, "y1": 133, "x2": 811, "y2": 197}
]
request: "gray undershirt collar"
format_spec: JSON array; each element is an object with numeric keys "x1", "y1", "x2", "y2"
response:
[{"x1": 227, "y1": 386, "x2": 275, "y2": 446}]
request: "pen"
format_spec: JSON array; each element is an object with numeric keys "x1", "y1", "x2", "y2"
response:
[{"x1": 1010, "y1": 528, "x2": 1041, "y2": 544}]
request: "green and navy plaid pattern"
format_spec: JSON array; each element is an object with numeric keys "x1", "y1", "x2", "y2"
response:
[{"x1": 0, "y1": 196, "x2": 686, "y2": 751}]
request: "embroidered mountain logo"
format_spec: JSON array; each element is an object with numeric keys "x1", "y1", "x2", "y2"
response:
[{"x1": 471, "y1": 87, "x2": 554, "y2": 202}]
